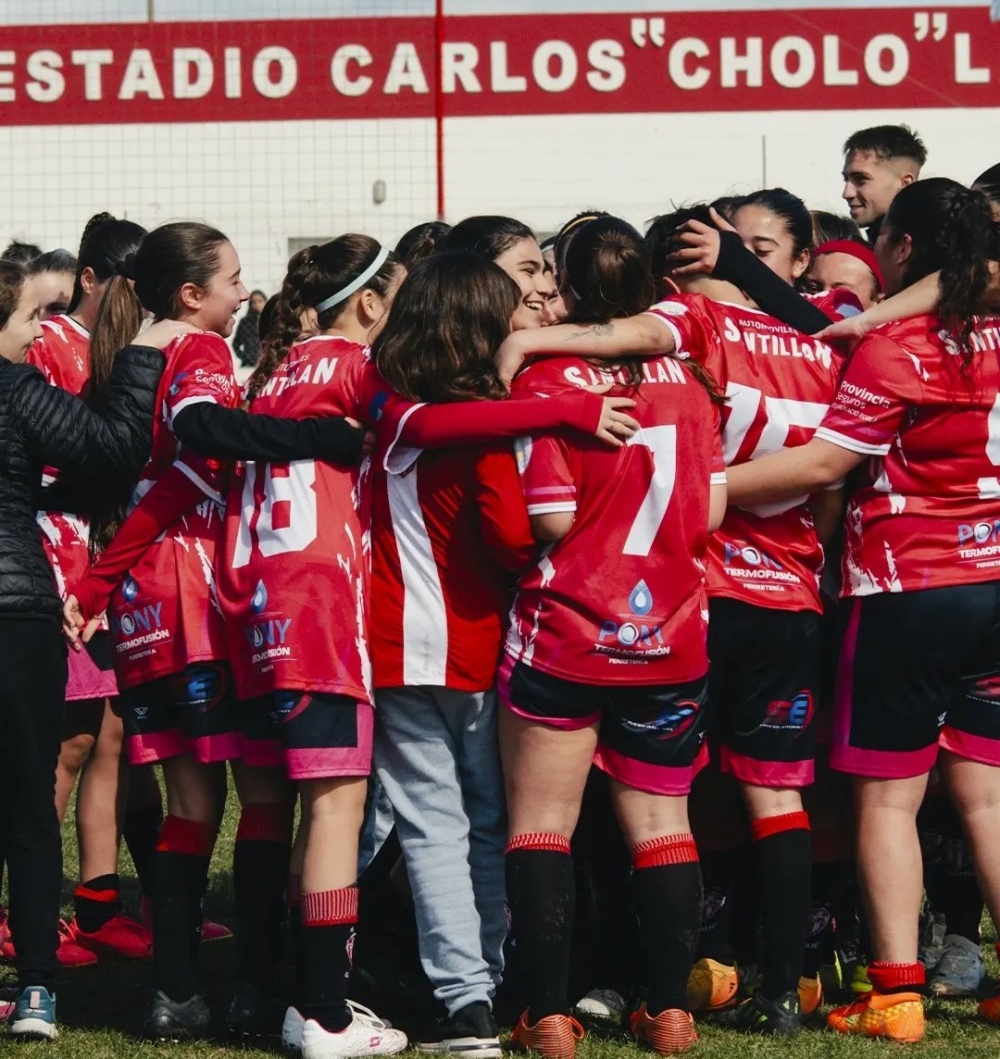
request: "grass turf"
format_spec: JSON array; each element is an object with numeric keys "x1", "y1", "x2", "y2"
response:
[{"x1": 4, "y1": 777, "x2": 1000, "y2": 1057}]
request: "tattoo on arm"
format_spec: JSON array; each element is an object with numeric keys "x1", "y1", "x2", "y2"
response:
[{"x1": 568, "y1": 322, "x2": 614, "y2": 342}]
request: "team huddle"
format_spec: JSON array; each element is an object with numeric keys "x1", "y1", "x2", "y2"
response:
[{"x1": 0, "y1": 122, "x2": 999, "y2": 1058}]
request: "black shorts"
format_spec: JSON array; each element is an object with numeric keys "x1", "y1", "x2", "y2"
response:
[
  {"x1": 240, "y1": 691, "x2": 374, "y2": 780},
  {"x1": 832, "y1": 583, "x2": 1000, "y2": 778},
  {"x1": 120, "y1": 662, "x2": 241, "y2": 766},
  {"x1": 708, "y1": 598, "x2": 821, "y2": 788},
  {"x1": 498, "y1": 655, "x2": 709, "y2": 796}
]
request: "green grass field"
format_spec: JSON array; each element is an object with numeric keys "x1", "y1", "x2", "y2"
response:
[{"x1": 5, "y1": 779, "x2": 1000, "y2": 1057}]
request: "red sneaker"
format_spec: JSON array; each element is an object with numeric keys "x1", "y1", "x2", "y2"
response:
[
  {"x1": 57, "y1": 920, "x2": 99, "y2": 968},
  {"x1": 70, "y1": 914, "x2": 153, "y2": 959},
  {"x1": 0, "y1": 918, "x2": 97, "y2": 967},
  {"x1": 139, "y1": 895, "x2": 232, "y2": 944}
]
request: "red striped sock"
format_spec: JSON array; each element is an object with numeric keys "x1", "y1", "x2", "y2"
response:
[
  {"x1": 155, "y1": 815, "x2": 216, "y2": 857},
  {"x1": 751, "y1": 810, "x2": 810, "y2": 843},
  {"x1": 302, "y1": 887, "x2": 359, "y2": 928},
  {"x1": 505, "y1": 832, "x2": 571, "y2": 854},
  {"x1": 631, "y1": 833, "x2": 699, "y2": 870},
  {"x1": 868, "y1": 961, "x2": 925, "y2": 993}
]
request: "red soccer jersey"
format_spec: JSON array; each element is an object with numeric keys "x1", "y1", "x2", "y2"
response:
[
  {"x1": 108, "y1": 331, "x2": 237, "y2": 689},
  {"x1": 504, "y1": 354, "x2": 723, "y2": 686},
  {"x1": 29, "y1": 315, "x2": 97, "y2": 606},
  {"x1": 816, "y1": 314, "x2": 1000, "y2": 595},
  {"x1": 370, "y1": 404, "x2": 537, "y2": 692},
  {"x1": 218, "y1": 336, "x2": 373, "y2": 701},
  {"x1": 647, "y1": 294, "x2": 841, "y2": 613}
]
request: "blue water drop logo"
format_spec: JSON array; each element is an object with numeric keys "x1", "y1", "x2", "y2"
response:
[
  {"x1": 629, "y1": 579, "x2": 653, "y2": 616},
  {"x1": 122, "y1": 574, "x2": 140, "y2": 603},
  {"x1": 250, "y1": 579, "x2": 268, "y2": 614}
]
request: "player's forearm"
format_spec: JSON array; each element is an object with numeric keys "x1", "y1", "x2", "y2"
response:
[{"x1": 725, "y1": 441, "x2": 854, "y2": 505}]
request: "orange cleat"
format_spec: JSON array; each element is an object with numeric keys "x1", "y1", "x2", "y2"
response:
[
  {"x1": 977, "y1": 991, "x2": 1000, "y2": 1024},
  {"x1": 511, "y1": 1011, "x2": 585, "y2": 1059},
  {"x1": 687, "y1": 958, "x2": 738, "y2": 1011},
  {"x1": 797, "y1": 975, "x2": 823, "y2": 1018},
  {"x1": 631, "y1": 1005, "x2": 698, "y2": 1054},
  {"x1": 827, "y1": 991, "x2": 924, "y2": 1043},
  {"x1": 69, "y1": 915, "x2": 153, "y2": 959}
]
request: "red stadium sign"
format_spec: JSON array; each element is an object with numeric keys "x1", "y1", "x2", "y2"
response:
[{"x1": 0, "y1": 6, "x2": 996, "y2": 124}]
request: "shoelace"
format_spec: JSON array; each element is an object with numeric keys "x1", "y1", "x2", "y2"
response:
[
  {"x1": 346, "y1": 999, "x2": 392, "y2": 1029},
  {"x1": 57, "y1": 918, "x2": 77, "y2": 943}
]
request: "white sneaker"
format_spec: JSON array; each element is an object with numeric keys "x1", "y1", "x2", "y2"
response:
[
  {"x1": 574, "y1": 987, "x2": 627, "y2": 1020},
  {"x1": 283, "y1": 1005, "x2": 306, "y2": 1052},
  {"x1": 301, "y1": 1001, "x2": 408, "y2": 1059}
]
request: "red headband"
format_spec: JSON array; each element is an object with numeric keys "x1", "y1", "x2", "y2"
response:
[{"x1": 814, "y1": 239, "x2": 884, "y2": 290}]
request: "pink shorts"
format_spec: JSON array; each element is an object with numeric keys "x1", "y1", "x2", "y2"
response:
[
  {"x1": 65, "y1": 632, "x2": 118, "y2": 702},
  {"x1": 240, "y1": 692, "x2": 374, "y2": 780}
]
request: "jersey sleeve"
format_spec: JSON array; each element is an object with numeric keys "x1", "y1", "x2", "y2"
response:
[
  {"x1": 164, "y1": 333, "x2": 237, "y2": 428},
  {"x1": 516, "y1": 434, "x2": 577, "y2": 517},
  {"x1": 644, "y1": 296, "x2": 726, "y2": 383},
  {"x1": 814, "y1": 333, "x2": 916, "y2": 456},
  {"x1": 473, "y1": 446, "x2": 538, "y2": 573}
]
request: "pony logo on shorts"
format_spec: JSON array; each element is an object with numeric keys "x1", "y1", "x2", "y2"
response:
[
  {"x1": 620, "y1": 699, "x2": 701, "y2": 740},
  {"x1": 762, "y1": 691, "x2": 814, "y2": 732}
]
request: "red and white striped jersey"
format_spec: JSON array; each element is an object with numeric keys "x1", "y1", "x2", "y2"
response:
[
  {"x1": 369, "y1": 402, "x2": 536, "y2": 692},
  {"x1": 108, "y1": 331, "x2": 237, "y2": 689}
]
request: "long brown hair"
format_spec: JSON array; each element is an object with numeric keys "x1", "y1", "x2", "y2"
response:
[
  {"x1": 88, "y1": 221, "x2": 230, "y2": 553},
  {"x1": 373, "y1": 251, "x2": 518, "y2": 403},
  {"x1": 247, "y1": 235, "x2": 398, "y2": 400},
  {"x1": 565, "y1": 216, "x2": 724, "y2": 402}
]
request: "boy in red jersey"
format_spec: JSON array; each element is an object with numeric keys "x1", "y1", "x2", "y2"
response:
[
  {"x1": 500, "y1": 219, "x2": 725, "y2": 1059},
  {"x1": 724, "y1": 178, "x2": 1000, "y2": 1044}
]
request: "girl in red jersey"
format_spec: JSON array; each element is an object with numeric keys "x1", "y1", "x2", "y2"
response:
[
  {"x1": 64, "y1": 222, "x2": 375, "y2": 1042},
  {"x1": 25, "y1": 213, "x2": 157, "y2": 968},
  {"x1": 500, "y1": 218, "x2": 726, "y2": 1059},
  {"x1": 221, "y1": 235, "x2": 409, "y2": 1059},
  {"x1": 64, "y1": 233, "x2": 635, "y2": 1048},
  {"x1": 722, "y1": 178, "x2": 1000, "y2": 1043}
]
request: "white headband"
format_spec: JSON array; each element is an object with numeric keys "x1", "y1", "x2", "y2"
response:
[{"x1": 315, "y1": 245, "x2": 390, "y2": 313}]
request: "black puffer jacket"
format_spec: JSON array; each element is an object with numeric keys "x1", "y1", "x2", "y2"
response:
[{"x1": 0, "y1": 345, "x2": 164, "y2": 623}]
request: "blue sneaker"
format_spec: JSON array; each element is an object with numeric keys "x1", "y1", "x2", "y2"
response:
[{"x1": 9, "y1": 985, "x2": 57, "y2": 1039}]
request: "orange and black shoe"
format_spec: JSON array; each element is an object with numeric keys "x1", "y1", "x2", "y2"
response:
[
  {"x1": 827, "y1": 991, "x2": 924, "y2": 1043},
  {"x1": 511, "y1": 1011, "x2": 585, "y2": 1059},
  {"x1": 631, "y1": 1005, "x2": 698, "y2": 1054},
  {"x1": 686, "y1": 958, "x2": 739, "y2": 1012},
  {"x1": 797, "y1": 974, "x2": 823, "y2": 1018}
]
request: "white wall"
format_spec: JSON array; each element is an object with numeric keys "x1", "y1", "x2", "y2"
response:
[{"x1": 2, "y1": 104, "x2": 998, "y2": 295}]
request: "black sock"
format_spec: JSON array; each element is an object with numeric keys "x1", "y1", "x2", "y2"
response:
[
  {"x1": 506, "y1": 836, "x2": 574, "y2": 1022},
  {"x1": 697, "y1": 848, "x2": 740, "y2": 964},
  {"x1": 123, "y1": 805, "x2": 163, "y2": 899},
  {"x1": 300, "y1": 888, "x2": 357, "y2": 1032},
  {"x1": 631, "y1": 836, "x2": 702, "y2": 1016},
  {"x1": 150, "y1": 816, "x2": 215, "y2": 1003},
  {"x1": 752, "y1": 813, "x2": 811, "y2": 1000},
  {"x1": 74, "y1": 873, "x2": 120, "y2": 933},
  {"x1": 932, "y1": 871, "x2": 983, "y2": 944},
  {"x1": 233, "y1": 837, "x2": 290, "y2": 991}
]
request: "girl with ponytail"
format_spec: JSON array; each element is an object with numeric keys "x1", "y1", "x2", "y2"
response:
[
  {"x1": 23, "y1": 212, "x2": 157, "y2": 970},
  {"x1": 62, "y1": 221, "x2": 373, "y2": 1043},
  {"x1": 720, "y1": 178, "x2": 1000, "y2": 1042}
]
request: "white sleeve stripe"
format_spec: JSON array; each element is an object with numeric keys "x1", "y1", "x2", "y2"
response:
[
  {"x1": 814, "y1": 426, "x2": 891, "y2": 456},
  {"x1": 175, "y1": 461, "x2": 223, "y2": 506},
  {"x1": 526, "y1": 502, "x2": 578, "y2": 515},
  {"x1": 382, "y1": 402, "x2": 426, "y2": 475},
  {"x1": 710, "y1": 472, "x2": 728, "y2": 486},
  {"x1": 167, "y1": 394, "x2": 217, "y2": 428}
]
